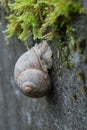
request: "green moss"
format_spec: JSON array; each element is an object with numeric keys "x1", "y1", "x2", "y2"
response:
[
  {"x1": 77, "y1": 70, "x2": 86, "y2": 84},
  {"x1": 63, "y1": 61, "x2": 74, "y2": 69},
  {"x1": 63, "y1": 61, "x2": 69, "y2": 68},
  {"x1": 77, "y1": 38, "x2": 86, "y2": 54},
  {"x1": 83, "y1": 56, "x2": 87, "y2": 64},
  {"x1": 1, "y1": 0, "x2": 85, "y2": 43},
  {"x1": 72, "y1": 93, "x2": 78, "y2": 101},
  {"x1": 81, "y1": 85, "x2": 87, "y2": 96},
  {"x1": 66, "y1": 26, "x2": 77, "y2": 50}
]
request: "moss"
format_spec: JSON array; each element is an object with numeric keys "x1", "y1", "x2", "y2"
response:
[
  {"x1": 81, "y1": 85, "x2": 87, "y2": 96},
  {"x1": 66, "y1": 26, "x2": 77, "y2": 50},
  {"x1": 77, "y1": 70, "x2": 86, "y2": 84},
  {"x1": 60, "y1": 45, "x2": 74, "y2": 69},
  {"x1": 72, "y1": 93, "x2": 78, "y2": 101},
  {"x1": 63, "y1": 61, "x2": 69, "y2": 68},
  {"x1": 77, "y1": 38, "x2": 86, "y2": 54},
  {"x1": 63, "y1": 61, "x2": 74, "y2": 69},
  {"x1": 83, "y1": 56, "x2": 87, "y2": 64},
  {"x1": 0, "y1": 0, "x2": 10, "y2": 12},
  {"x1": 0, "y1": 0, "x2": 86, "y2": 43},
  {"x1": 68, "y1": 62, "x2": 74, "y2": 68}
]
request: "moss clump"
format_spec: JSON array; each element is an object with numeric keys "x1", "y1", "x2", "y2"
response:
[
  {"x1": 77, "y1": 70, "x2": 86, "y2": 84},
  {"x1": 83, "y1": 56, "x2": 87, "y2": 64},
  {"x1": 63, "y1": 61, "x2": 74, "y2": 69},
  {"x1": 77, "y1": 38, "x2": 86, "y2": 54},
  {"x1": 1, "y1": 0, "x2": 85, "y2": 43},
  {"x1": 72, "y1": 93, "x2": 78, "y2": 101},
  {"x1": 81, "y1": 85, "x2": 87, "y2": 96}
]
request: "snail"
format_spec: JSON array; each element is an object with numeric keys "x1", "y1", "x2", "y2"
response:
[{"x1": 14, "y1": 40, "x2": 53, "y2": 98}]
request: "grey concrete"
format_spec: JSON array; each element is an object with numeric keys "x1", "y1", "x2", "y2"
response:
[{"x1": 0, "y1": 1, "x2": 87, "y2": 130}]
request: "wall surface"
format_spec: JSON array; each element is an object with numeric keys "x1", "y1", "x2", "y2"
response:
[{"x1": 0, "y1": 1, "x2": 87, "y2": 130}]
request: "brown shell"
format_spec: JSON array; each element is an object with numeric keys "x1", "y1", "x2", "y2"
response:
[{"x1": 14, "y1": 40, "x2": 52, "y2": 98}]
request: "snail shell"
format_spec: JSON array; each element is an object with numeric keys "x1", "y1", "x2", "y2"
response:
[{"x1": 14, "y1": 40, "x2": 52, "y2": 98}]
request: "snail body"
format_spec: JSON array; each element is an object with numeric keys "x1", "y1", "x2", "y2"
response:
[{"x1": 14, "y1": 40, "x2": 52, "y2": 98}]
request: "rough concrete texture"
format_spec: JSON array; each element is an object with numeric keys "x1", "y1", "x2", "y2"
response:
[{"x1": 0, "y1": 1, "x2": 87, "y2": 130}]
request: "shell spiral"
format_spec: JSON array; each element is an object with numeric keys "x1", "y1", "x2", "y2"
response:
[{"x1": 14, "y1": 40, "x2": 52, "y2": 98}]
